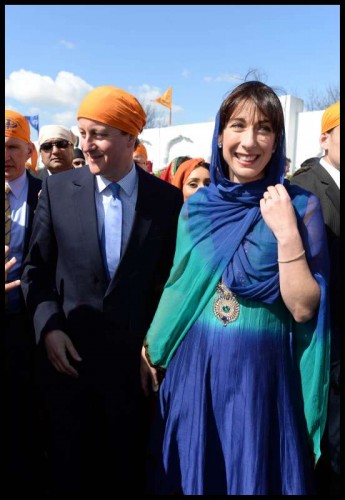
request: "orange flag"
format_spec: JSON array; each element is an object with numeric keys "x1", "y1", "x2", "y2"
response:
[{"x1": 153, "y1": 87, "x2": 172, "y2": 109}]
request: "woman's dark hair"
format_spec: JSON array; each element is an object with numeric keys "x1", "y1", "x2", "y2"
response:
[
  {"x1": 197, "y1": 161, "x2": 210, "y2": 170},
  {"x1": 219, "y1": 81, "x2": 284, "y2": 139},
  {"x1": 217, "y1": 81, "x2": 285, "y2": 179},
  {"x1": 174, "y1": 156, "x2": 191, "y2": 171}
]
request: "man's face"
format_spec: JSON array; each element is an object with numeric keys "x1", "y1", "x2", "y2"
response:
[
  {"x1": 78, "y1": 118, "x2": 135, "y2": 181},
  {"x1": 40, "y1": 137, "x2": 74, "y2": 174},
  {"x1": 5, "y1": 137, "x2": 32, "y2": 181}
]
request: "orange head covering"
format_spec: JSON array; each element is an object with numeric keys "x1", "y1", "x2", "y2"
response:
[
  {"x1": 134, "y1": 143, "x2": 147, "y2": 161},
  {"x1": 5, "y1": 110, "x2": 31, "y2": 144},
  {"x1": 321, "y1": 101, "x2": 340, "y2": 134},
  {"x1": 159, "y1": 156, "x2": 192, "y2": 183},
  {"x1": 171, "y1": 158, "x2": 206, "y2": 190},
  {"x1": 77, "y1": 85, "x2": 146, "y2": 137},
  {"x1": 25, "y1": 145, "x2": 38, "y2": 172}
]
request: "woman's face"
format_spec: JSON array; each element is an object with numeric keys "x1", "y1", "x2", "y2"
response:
[
  {"x1": 182, "y1": 166, "x2": 210, "y2": 201},
  {"x1": 219, "y1": 100, "x2": 276, "y2": 183}
]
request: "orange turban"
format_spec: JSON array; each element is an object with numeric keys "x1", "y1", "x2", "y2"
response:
[
  {"x1": 77, "y1": 86, "x2": 146, "y2": 136},
  {"x1": 321, "y1": 101, "x2": 340, "y2": 134},
  {"x1": 5, "y1": 110, "x2": 31, "y2": 144},
  {"x1": 172, "y1": 158, "x2": 206, "y2": 190},
  {"x1": 134, "y1": 143, "x2": 147, "y2": 161}
]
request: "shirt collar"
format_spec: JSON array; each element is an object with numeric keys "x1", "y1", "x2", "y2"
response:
[
  {"x1": 319, "y1": 157, "x2": 340, "y2": 188},
  {"x1": 6, "y1": 170, "x2": 27, "y2": 199},
  {"x1": 96, "y1": 162, "x2": 137, "y2": 196}
]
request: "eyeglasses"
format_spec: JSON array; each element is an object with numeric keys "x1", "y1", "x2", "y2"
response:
[{"x1": 40, "y1": 140, "x2": 72, "y2": 152}]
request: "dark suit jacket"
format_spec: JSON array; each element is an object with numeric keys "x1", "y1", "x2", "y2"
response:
[
  {"x1": 8, "y1": 171, "x2": 42, "y2": 313},
  {"x1": 290, "y1": 159, "x2": 340, "y2": 355},
  {"x1": 291, "y1": 158, "x2": 339, "y2": 238},
  {"x1": 21, "y1": 165, "x2": 183, "y2": 349},
  {"x1": 24, "y1": 171, "x2": 43, "y2": 260}
]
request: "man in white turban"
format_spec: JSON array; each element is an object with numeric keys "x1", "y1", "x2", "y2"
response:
[{"x1": 37, "y1": 125, "x2": 78, "y2": 178}]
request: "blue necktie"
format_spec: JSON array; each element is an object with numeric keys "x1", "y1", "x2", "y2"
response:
[{"x1": 102, "y1": 182, "x2": 122, "y2": 280}]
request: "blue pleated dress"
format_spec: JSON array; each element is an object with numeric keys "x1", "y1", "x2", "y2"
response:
[{"x1": 148, "y1": 292, "x2": 316, "y2": 495}]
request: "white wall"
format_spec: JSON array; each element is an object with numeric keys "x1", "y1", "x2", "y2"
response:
[{"x1": 294, "y1": 110, "x2": 324, "y2": 170}]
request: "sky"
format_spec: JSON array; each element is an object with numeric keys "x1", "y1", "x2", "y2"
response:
[{"x1": 5, "y1": 5, "x2": 340, "y2": 139}]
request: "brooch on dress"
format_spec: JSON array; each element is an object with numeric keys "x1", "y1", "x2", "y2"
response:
[{"x1": 213, "y1": 280, "x2": 240, "y2": 326}]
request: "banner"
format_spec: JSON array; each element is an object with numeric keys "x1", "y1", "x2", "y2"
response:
[
  {"x1": 25, "y1": 114, "x2": 39, "y2": 133},
  {"x1": 153, "y1": 87, "x2": 172, "y2": 109}
]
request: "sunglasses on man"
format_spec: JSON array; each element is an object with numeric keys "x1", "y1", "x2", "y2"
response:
[{"x1": 40, "y1": 140, "x2": 73, "y2": 152}]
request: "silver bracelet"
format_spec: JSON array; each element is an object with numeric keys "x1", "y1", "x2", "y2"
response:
[{"x1": 277, "y1": 249, "x2": 305, "y2": 264}]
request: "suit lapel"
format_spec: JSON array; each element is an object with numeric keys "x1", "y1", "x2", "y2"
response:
[
  {"x1": 24, "y1": 172, "x2": 42, "y2": 257},
  {"x1": 72, "y1": 170, "x2": 108, "y2": 284},
  {"x1": 105, "y1": 167, "x2": 153, "y2": 296},
  {"x1": 314, "y1": 166, "x2": 340, "y2": 213}
]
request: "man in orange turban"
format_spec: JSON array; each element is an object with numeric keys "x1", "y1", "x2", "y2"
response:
[
  {"x1": 4, "y1": 109, "x2": 43, "y2": 495},
  {"x1": 21, "y1": 85, "x2": 183, "y2": 496},
  {"x1": 291, "y1": 100, "x2": 340, "y2": 495}
]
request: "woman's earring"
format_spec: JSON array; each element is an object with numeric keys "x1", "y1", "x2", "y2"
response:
[{"x1": 217, "y1": 142, "x2": 222, "y2": 149}]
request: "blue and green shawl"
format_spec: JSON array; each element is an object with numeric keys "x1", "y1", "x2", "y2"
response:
[{"x1": 145, "y1": 111, "x2": 330, "y2": 461}]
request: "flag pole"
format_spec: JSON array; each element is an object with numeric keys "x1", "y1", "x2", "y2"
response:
[{"x1": 170, "y1": 107, "x2": 172, "y2": 126}]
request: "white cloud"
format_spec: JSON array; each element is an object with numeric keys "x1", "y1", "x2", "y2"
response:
[
  {"x1": 59, "y1": 40, "x2": 75, "y2": 49},
  {"x1": 203, "y1": 73, "x2": 243, "y2": 83},
  {"x1": 133, "y1": 83, "x2": 162, "y2": 104},
  {"x1": 52, "y1": 110, "x2": 79, "y2": 127},
  {"x1": 5, "y1": 69, "x2": 93, "y2": 108},
  {"x1": 5, "y1": 73, "x2": 183, "y2": 129}
]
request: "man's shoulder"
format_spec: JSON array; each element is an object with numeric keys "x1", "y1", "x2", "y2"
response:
[
  {"x1": 290, "y1": 157, "x2": 321, "y2": 184},
  {"x1": 47, "y1": 165, "x2": 90, "y2": 185}
]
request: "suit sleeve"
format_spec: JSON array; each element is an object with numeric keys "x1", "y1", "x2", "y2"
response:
[{"x1": 21, "y1": 177, "x2": 67, "y2": 344}]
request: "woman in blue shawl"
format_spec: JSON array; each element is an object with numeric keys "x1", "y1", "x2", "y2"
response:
[{"x1": 141, "y1": 81, "x2": 330, "y2": 495}]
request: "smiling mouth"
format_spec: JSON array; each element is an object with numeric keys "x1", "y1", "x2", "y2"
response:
[{"x1": 236, "y1": 154, "x2": 259, "y2": 162}]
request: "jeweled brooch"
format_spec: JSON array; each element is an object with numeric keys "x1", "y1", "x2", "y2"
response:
[{"x1": 213, "y1": 280, "x2": 240, "y2": 326}]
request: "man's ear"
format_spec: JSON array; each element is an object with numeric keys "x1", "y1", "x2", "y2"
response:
[{"x1": 319, "y1": 132, "x2": 329, "y2": 152}]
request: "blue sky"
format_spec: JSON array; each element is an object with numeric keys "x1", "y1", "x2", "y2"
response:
[{"x1": 5, "y1": 5, "x2": 340, "y2": 138}]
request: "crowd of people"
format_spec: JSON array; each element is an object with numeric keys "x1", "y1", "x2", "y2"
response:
[{"x1": 4, "y1": 82, "x2": 340, "y2": 496}]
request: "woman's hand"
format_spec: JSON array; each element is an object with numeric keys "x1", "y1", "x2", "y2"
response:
[
  {"x1": 260, "y1": 184, "x2": 298, "y2": 241},
  {"x1": 140, "y1": 345, "x2": 160, "y2": 396}
]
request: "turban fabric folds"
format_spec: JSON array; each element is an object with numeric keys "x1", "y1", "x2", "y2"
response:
[
  {"x1": 77, "y1": 86, "x2": 146, "y2": 137},
  {"x1": 321, "y1": 101, "x2": 340, "y2": 134},
  {"x1": 38, "y1": 125, "x2": 78, "y2": 147},
  {"x1": 5, "y1": 110, "x2": 31, "y2": 144}
]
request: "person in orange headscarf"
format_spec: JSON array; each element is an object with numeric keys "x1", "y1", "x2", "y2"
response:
[
  {"x1": 156, "y1": 155, "x2": 191, "y2": 182},
  {"x1": 171, "y1": 157, "x2": 211, "y2": 201},
  {"x1": 133, "y1": 139, "x2": 149, "y2": 171},
  {"x1": 21, "y1": 85, "x2": 184, "y2": 497},
  {"x1": 4, "y1": 110, "x2": 43, "y2": 495}
]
